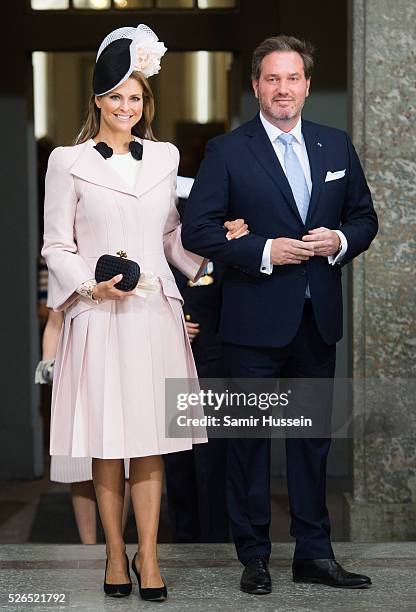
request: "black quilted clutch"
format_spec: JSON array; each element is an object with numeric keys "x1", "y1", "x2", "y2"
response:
[{"x1": 95, "y1": 252, "x2": 140, "y2": 292}]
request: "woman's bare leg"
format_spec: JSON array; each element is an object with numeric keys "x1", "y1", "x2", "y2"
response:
[
  {"x1": 92, "y1": 458, "x2": 129, "y2": 584},
  {"x1": 129, "y1": 455, "x2": 164, "y2": 588},
  {"x1": 72, "y1": 478, "x2": 129, "y2": 543},
  {"x1": 71, "y1": 481, "x2": 97, "y2": 544},
  {"x1": 122, "y1": 480, "x2": 130, "y2": 534}
]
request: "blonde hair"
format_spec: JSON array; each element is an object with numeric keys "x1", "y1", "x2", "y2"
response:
[{"x1": 75, "y1": 71, "x2": 157, "y2": 144}]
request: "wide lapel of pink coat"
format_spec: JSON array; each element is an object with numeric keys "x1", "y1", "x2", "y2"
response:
[
  {"x1": 70, "y1": 141, "x2": 137, "y2": 197},
  {"x1": 134, "y1": 139, "x2": 177, "y2": 198},
  {"x1": 69, "y1": 140, "x2": 177, "y2": 200}
]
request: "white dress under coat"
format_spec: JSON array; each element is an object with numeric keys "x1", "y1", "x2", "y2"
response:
[{"x1": 42, "y1": 138, "x2": 207, "y2": 459}]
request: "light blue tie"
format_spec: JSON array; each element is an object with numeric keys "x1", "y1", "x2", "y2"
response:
[
  {"x1": 278, "y1": 133, "x2": 310, "y2": 223},
  {"x1": 278, "y1": 133, "x2": 311, "y2": 297}
]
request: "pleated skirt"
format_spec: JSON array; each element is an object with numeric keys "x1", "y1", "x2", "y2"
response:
[
  {"x1": 50, "y1": 456, "x2": 130, "y2": 483},
  {"x1": 49, "y1": 283, "x2": 207, "y2": 459}
]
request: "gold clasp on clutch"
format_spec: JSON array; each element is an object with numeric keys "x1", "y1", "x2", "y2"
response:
[{"x1": 116, "y1": 250, "x2": 128, "y2": 258}]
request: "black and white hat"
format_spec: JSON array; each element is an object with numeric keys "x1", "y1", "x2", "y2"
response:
[{"x1": 93, "y1": 24, "x2": 167, "y2": 96}]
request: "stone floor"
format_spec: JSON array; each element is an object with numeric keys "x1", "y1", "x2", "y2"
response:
[
  {"x1": 1, "y1": 542, "x2": 415, "y2": 612},
  {"x1": 1, "y1": 454, "x2": 413, "y2": 611}
]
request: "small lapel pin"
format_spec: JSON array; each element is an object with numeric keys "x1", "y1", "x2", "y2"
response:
[{"x1": 317, "y1": 142, "x2": 322, "y2": 147}]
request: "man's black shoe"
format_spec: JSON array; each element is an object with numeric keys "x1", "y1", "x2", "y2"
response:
[
  {"x1": 293, "y1": 559, "x2": 372, "y2": 589},
  {"x1": 240, "y1": 557, "x2": 272, "y2": 595}
]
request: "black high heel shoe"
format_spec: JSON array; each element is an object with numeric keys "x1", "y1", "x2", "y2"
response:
[
  {"x1": 131, "y1": 552, "x2": 167, "y2": 601},
  {"x1": 104, "y1": 552, "x2": 132, "y2": 597}
]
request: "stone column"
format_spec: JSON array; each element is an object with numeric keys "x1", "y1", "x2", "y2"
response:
[
  {"x1": 0, "y1": 1, "x2": 43, "y2": 479},
  {"x1": 345, "y1": 0, "x2": 416, "y2": 539}
]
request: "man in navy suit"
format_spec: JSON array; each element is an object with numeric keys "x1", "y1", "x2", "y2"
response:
[{"x1": 182, "y1": 36, "x2": 377, "y2": 594}]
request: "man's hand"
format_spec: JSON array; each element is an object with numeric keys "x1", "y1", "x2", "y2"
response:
[
  {"x1": 224, "y1": 218, "x2": 249, "y2": 240},
  {"x1": 185, "y1": 321, "x2": 200, "y2": 343},
  {"x1": 270, "y1": 238, "x2": 315, "y2": 265},
  {"x1": 302, "y1": 227, "x2": 341, "y2": 257}
]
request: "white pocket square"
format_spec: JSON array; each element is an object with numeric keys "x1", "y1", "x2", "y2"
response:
[{"x1": 325, "y1": 169, "x2": 346, "y2": 182}]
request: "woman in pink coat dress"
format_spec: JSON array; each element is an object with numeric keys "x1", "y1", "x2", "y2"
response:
[{"x1": 42, "y1": 24, "x2": 247, "y2": 602}]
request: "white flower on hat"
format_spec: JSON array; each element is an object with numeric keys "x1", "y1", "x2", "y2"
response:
[{"x1": 133, "y1": 24, "x2": 167, "y2": 78}]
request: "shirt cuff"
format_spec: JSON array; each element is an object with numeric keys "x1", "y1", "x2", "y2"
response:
[
  {"x1": 328, "y1": 230, "x2": 348, "y2": 265},
  {"x1": 260, "y1": 239, "x2": 273, "y2": 274},
  {"x1": 76, "y1": 278, "x2": 100, "y2": 302}
]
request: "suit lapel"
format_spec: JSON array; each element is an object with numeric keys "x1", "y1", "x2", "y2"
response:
[
  {"x1": 302, "y1": 120, "x2": 325, "y2": 225},
  {"x1": 245, "y1": 116, "x2": 304, "y2": 225},
  {"x1": 70, "y1": 142, "x2": 137, "y2": 197}
]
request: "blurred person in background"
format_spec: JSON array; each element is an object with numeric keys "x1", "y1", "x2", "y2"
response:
[
  {"x1": 37, "y1": 137, "x2": 55, "y2": 328},
  {"x1": 164, "y1": 180, "x2": 229, "y2": 544},
  {"x1": 35, "y1": 309, "x2": 130, "y2": 544}
]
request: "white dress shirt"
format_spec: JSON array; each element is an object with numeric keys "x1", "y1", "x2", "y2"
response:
[{"x1": 258, "y1": 112, "x2": 347, "y2": 274}]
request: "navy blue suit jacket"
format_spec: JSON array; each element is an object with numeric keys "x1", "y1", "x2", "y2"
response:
[{"x1": 182, "y1": 114, "x2": 378, "y2": 347}]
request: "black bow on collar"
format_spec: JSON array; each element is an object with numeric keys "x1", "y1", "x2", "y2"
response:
[{"x1": 94, "y1": 140, "x2": 143, "y2": 160}]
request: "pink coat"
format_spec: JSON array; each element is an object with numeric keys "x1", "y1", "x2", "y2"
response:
[{"x1": 42, "y1": 139, "x2": 207, "y2": 458}]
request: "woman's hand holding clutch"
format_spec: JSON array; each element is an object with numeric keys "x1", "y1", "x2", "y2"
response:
[{"x1": 92, "y1": 274, "x2": 137, "y2": 302}]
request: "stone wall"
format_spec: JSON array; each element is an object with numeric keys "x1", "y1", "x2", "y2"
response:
[{"x1": 346, "y1": 0, "x2": 416, "y2": 540}]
